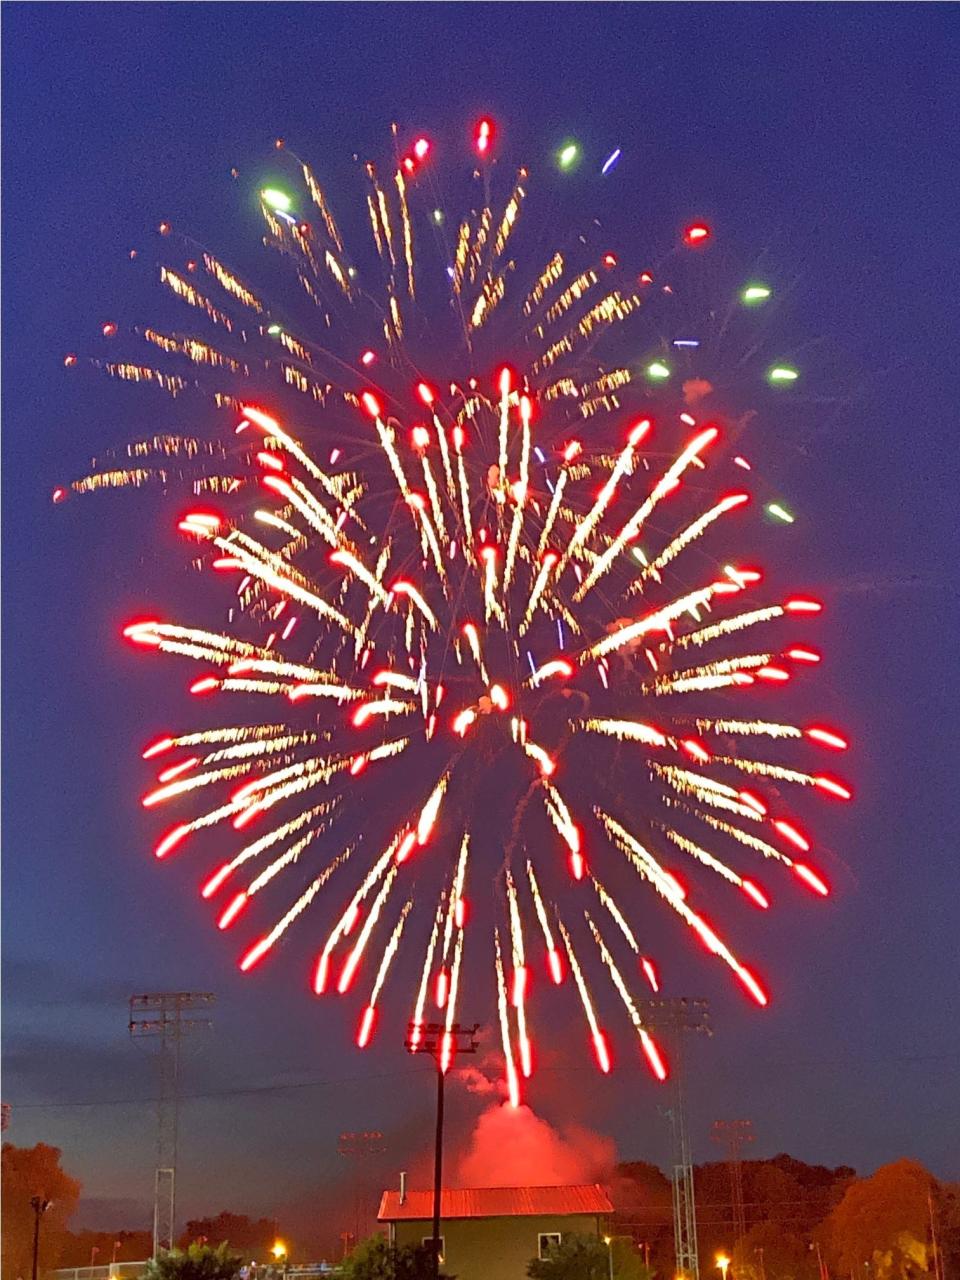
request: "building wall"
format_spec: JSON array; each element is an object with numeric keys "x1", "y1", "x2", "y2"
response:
[{"x1": 391, "y1": 1212, "x2": 603, "y2": 1280}]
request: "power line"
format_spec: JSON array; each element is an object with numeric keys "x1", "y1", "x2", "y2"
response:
[{"x1": 7, "y1": 1050, "x2": 959, "y2": 1112}]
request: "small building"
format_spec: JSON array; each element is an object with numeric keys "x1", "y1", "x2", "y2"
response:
[{"x1": 378, "y1": 1183, "x2": 613, "y2": 1280}]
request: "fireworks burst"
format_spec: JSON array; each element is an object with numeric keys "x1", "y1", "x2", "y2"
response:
[{"x1": 61, "y1": 121, "x2": 850, "y2": 1102}]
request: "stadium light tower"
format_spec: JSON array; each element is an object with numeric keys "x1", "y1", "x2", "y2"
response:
[
  {"x1": 129, "y1": 992, "x2": 215, "y2": 1256},
  {"x1": 635, "y1": 997, "x2": 712, "y2": 1280}
]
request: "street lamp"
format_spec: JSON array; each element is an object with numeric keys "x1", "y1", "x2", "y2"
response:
[
  {"x1": 716, "y1": 1253, "x2": 731, "y2": 1280},
  {"x1": 30, "y1": 1197, "x2": 53, "y2": 1280},
  {"x1": 603, "y1": 1236, "x2": 615, "y2": 1280},
  {"x1": 270, "y1": 1241, "x2": 287, "y2": 1280}
]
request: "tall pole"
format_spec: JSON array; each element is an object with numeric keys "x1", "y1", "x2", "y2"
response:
[
  {"x1": 129, "y1": 992, "x2": 215, "y2": 1256},
  {"x1": 432, "y1": 1064, "x2": 445, "y2": 1277},
  {"x1": 712, "y1": 1120, "x2": 754, "y2": 1269},
  {"x1": 31, "y1": 1196, "x2": 51, "y2": 1280},
  {"x1": 636, "y1": 998, "x2": 712, "y2": 1280},
  {"x1": 406, "y1": 1021, "x2": 479, "y2": 1280},
  {"x1": 337, "y1": 1131, "x2": 386, "y2": 1246},
  {"x1": 32, "y1": 1204, "x2": 41, "y2": 1280}
]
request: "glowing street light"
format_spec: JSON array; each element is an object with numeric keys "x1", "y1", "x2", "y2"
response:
[
  {"x1": 604, "y1": 1237, "x2": 614, "y2": 1280},
  {"x1": 271, "y1": 1240, "x2": 288, "y2": 1280},
  {"x1": 716, "y1": 1253, "x2": 732, "y2": 1280}
]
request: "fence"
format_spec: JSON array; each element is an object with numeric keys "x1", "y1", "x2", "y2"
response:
[{"x1": 52, "y1": 1263, "x2": 149, "y2": 1280}]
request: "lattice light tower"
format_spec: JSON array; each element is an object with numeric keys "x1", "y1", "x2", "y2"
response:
[
  {"x1": 337, "y1": 1130, "x2": 387, "y2": 1247},
  {"x1": 712, "y1": 1119, "x2": 755, "y2": 1263},
  {"x1": 129, "y1": 992, "x2": 215, "y2": 1256},
  {"x1": 636, "y1": 997, "x2": 712, "y2": 1280}
]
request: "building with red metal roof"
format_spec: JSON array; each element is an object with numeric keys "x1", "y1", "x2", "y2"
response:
[{"x1": 378, "y1": 1182, "x2": 613, "y2": 1280}]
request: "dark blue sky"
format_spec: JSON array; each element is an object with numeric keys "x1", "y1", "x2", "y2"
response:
[{"x1": 4, "y1": 1, "x2": 959, "y2": 1243}]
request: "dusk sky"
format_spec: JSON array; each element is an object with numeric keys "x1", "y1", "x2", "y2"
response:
[{"x1": 3, "y1": 2, "x2": 959, "y2": 1249}]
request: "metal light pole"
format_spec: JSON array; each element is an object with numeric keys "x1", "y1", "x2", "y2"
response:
[
  {"x1": 337, "y1": 1130, "x2": 386, "y2": 1246},
  {"x1": 712, "y1": 1119, "x2": 754, "y2": 1268},
  {"x1": 635, "y1": 998, "x2": 712, "y2": 1280},
  {"x1": 30, "y1": 1196, "x2": 52, "y2": 1280},
  {"x1": 129, "y1": 991, "x2": 214, "y2": 1256},
  {"x1": 406, "y1": 1021, "x2": 479, "y2": 1280},
  {"x1": 604, "y1": 1235, "x2": 615, "y2": 1280}
]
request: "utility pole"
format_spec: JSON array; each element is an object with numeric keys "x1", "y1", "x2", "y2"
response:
[
  {"x1": 129, "y1": 992, "x2": 215, "y2": 1257},
  {"x1": 30, "y1": 1196, "x2": 52, "y2": 1280},
  {"x1": 406, "y1": 1021, "x2": 480, "y2": 1280},
  {"x1": 338, "y1": 1130, "x2": 386, "y2": 1246},
  {"x1": 712, "y1": 1119, "x2": 754, "y2": 1268},
  {"x1": 636, "y1": 998, "x2": 712, "y2": 1280}
]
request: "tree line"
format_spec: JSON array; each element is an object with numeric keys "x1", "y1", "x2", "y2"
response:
[{"x1": 4, "y1": 1142, "x2": 958, "y2": 1280}]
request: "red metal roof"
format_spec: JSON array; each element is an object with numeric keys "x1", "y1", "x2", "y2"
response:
[{"x1": 378, "y1": 1184, "x2": 613, "y2": 1221}]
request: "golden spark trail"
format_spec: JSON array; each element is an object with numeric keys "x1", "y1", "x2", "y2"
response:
[
  {"x1": 418, "y1": 450, "x2": 448, "y2": 545},
  {"x1": 215, "y1": 534, "x2": 355, "y2": 634},
  {"x1": 559, "y1": 420, "x2": 649, "y2": 573},
  {"x1": 394, "y1": 170, "x2": 416, "y2": 298},
  {"x1": 410, "y1": 896, "x2": 445, "y2": 1051},
  {"x1": 536, "y1": 466, "x2": 568, "y2": 558},
  {"x1": 238, "y1": 848, "x2": 350, "y2": 972},
  {"x1": 526, "y1": 861, "x2": 562, "y2": 983},
  {"x1": 520, "y1": 551, "x2": 556, "y2": 634},
  {"x1": 584, "y1": 912, "x2": 667, "y2": 1080},
  {"x1": 712, "y1": 755, "x2": 844, "y2": 792},
  {"x1": 441, "y1": 927, "x2": 466, "y2": 1072},
  {"x1": 431, "y1": 411, "x2": 456, "y2": 500},
  {"x1": 660, "y1": 827, "x2": 747, "y2": 889},
  {"x1": 598, "y1": 810, "x2": 768, "y2": 1005},
  {"x1": 579, "y1": 718, "x2": 667, "y2": 747},
  {"x1": 647, "y1": 654, "x2": 772, "y2": 695},
  {"x1": 694, "y1": 811, "x2": 793, "y2": 865},
  {"x1": 557, "y1": 917, "x2": 610, "y2": 1073},
  {"x1": 338, "y1": 865, "x2": 400, "y2": 993},
  {"x1": 584, "y1": 584, "x2": 721, "y2": 661},
  {"x1": 642, "y1": 493, "x2": 749, "y2": 579},
  {"x1": 503, "y1": 396, "x2": 533, "y2": 593},
  {"x1": 672, "y1": 606, "x2": 786, "y2": 651},
  {"x1": 453, "y1": 428, "x2": 474, "y2": 546},
  {"x1": 591, "y1": 877, "x2": 640, "y2": 953},
  {"x1": 371, "y1": 901, "x2": 413, "y2": 1004},
  {"x1": 576, "y1": 427, "x2": 720, "y2": 599},
  {"x1": 495, "y1": 930, "x2": 521, "y2": 1107},
  {"x1": 695, "y1": 718, "x2": 805, "y2": 741}
]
